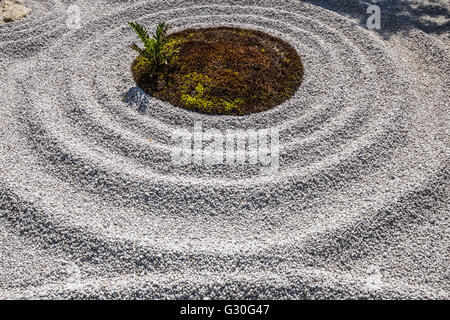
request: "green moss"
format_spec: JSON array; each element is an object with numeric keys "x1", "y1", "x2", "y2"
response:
[
  {"x1": 238, "y1": 30, "x2": 251, "y2": 37},
  {"x1": 134, "y1": 55, "x2": 150, "y2": 71},
  {"x1": 179, "y1": 72, "x2": 212, "y2": 94},
  {"x1": 179, "y1": 73, "x2": 213, "y2": 112},
  {"x1": 176, "y1": 72, "x2": 245, "y2": 114},
  {"x1": 195, "y1": 83, "x2": 204, "y2": 95},
  {"x1": 181, "y1": 95, "x2": 244, "y2": 114},
  {"x1": 165, "y1": 36, "x2": 188, "y2": 48},
  {"x1": 222, "y1": 98, "x2": 244, "y2": 113},
  {"x1": 181, "y1": 94, "x2": 215, "y2": 112}
]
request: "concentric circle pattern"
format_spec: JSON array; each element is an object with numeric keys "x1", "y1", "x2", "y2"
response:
[{"x1": 0, "y1": 0, "x2": 449, "y2": 299}]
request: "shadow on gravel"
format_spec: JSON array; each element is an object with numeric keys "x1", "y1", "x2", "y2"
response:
[
  {"x1": 123, "y1": 86, "x2": 149, "y2": 114},
  {"x1": 305, "y1": 0, "x2": 450, "y2": 39}
]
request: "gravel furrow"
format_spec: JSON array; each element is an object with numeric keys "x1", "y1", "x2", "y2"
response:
[{"x1": 0, "y1": 0, "x2": 448, "y2": 299}]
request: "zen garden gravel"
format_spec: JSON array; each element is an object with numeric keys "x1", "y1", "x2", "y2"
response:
[{"x1": 0, "y1": 0, "x2": 448, "y2": 299}]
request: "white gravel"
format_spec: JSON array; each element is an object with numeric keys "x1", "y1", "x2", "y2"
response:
[{"x1": 0, "y1": 0, "x2": 449, "y2": 299}]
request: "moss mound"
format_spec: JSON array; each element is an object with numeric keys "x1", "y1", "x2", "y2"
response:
[{"x1": 132, "y1": 27, "x2": 304, "y2": 116}]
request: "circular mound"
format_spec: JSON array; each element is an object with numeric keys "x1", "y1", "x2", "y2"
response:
[{"x1": 132, "y1": 27, "x2": 304, "y2": 115}]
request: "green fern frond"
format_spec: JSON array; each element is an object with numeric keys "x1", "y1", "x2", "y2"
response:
[
  {"x1": 128, "y1": 22, "x2": 150, "y2": 46},
  {"x1": 154, "y1": 22, "x2": 169, "y2": 42},
  {"x1": 128, "y1": 21, "x2": 180, "y2": 84},
  {"x1": 129, "y1": 43, "x2": 146, "y2": 57}
]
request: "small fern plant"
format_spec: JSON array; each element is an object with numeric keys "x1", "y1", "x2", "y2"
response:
[{"x1": 128, "y1": 21, "x2": 180, "y2": 88}]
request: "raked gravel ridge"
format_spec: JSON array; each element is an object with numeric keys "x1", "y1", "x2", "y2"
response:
[{"x1": 0, "y1": 0, "x2": 449, "y2": 299}]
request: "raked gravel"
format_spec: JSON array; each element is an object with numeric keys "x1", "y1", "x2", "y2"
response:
[{"x1": 0, "y1": 0, "x2": 449, "y2": 299}]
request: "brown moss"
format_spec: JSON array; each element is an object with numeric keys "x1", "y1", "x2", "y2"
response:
[{"x1": 131, "y1": 27, "x2": 304, "y2": 116}]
